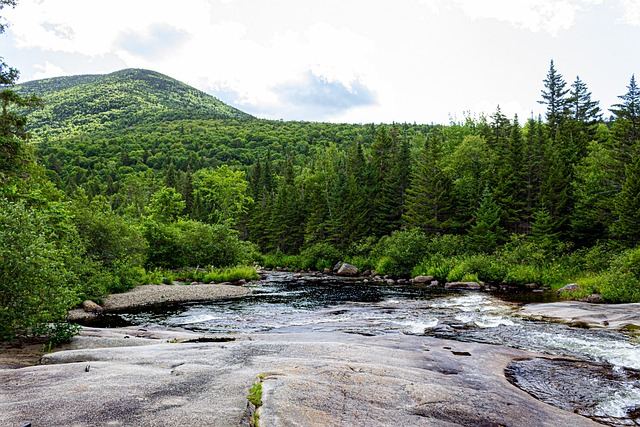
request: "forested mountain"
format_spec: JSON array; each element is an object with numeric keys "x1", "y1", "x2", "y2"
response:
[
  {"x1": 4, "y1": 59, "x2": 640, "y2": 343},
  {"x1": 16, "y1": 68, "x2": 253, "y2": 139}
]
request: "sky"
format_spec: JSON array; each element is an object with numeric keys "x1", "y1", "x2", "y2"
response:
[{"x1": 1, "y1": 0, "x2": 639, "y2": 124}]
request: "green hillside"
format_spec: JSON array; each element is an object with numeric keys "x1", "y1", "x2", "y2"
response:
[{"x1": 16, "y1": 68, "x2": 254, "y2": 138}]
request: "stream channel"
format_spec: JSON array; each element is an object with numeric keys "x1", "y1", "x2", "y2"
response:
[{"x1": 94, "y1": 271, "x2": 640, "y2": 426}]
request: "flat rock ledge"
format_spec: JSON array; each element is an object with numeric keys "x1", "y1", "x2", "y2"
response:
[
  {"x1": 69, "y1": 284, "x2": 250, "y2": 320},
  {"x1": 0, "y1": 327, "x2": 599, "y2": 427},
  {"x1": 519, "y1": 301, "x2": 640, "y2": 329}
]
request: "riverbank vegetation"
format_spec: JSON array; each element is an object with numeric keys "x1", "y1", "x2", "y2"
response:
[{"x1": 1, "y1": 0, "x2": 639, "y2": 341}]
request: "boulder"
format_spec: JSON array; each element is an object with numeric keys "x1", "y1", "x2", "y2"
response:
[
  {"x1": 444, "y1": 281, "x2": 482, "y2": 291},
  {"x1": 557, "y1": 283, "x2": 580, "y2": 295},
  {"x1": 584, "y1": 293, "x2": 602, "y2": 303},
  {"x1": 337, "y1": 263, "x2": 359, "y2": 276},
  {"x1": 333, "y1": 261, "x2": 344, "y2": 272},
  {"x1": 82, "y1": 300, "x2": 104, "y2": 313},
  {"x1": 412, "y1": 275, "x2": 435, "y2": 284}
]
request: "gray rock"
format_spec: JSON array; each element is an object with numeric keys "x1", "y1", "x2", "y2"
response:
[
  {"x1": 411, "y1": 275, "x2": 435, "y2": 284},
  {"x1": 82, "y1": 300, "x2": 104, "y2": 313},
  {"x1": 519, "y1": 301, "x2": 640, "y2": 329},
  {"x1": 333, "y1": 261, "x2": 344, "y2": 272},
  {"x1": 584, "y1": 293, "x2": 602, "y2": 303},
  {"x1": 557, "y1": 283, "x2": 580, "y2": 294},
  {"x1": 0, "y1": 328, "x2": 599, "y2": 427},
  {"x1": 444, "y1": 281, "x2": 482, "y2": 291},
  {"x1": 337, "y1": 263, "x2": 358, "y2": 276}
]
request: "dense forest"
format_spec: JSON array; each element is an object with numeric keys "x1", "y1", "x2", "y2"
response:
[{"x1": 1, "y1": 0, "x2": 640, "y2": 342}]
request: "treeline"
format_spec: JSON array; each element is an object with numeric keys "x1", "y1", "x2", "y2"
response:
[{"x1": 3, "y1": 47, "x2": 640, "y2": 342}]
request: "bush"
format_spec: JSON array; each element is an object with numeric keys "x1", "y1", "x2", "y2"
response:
[
  {"x1": 203, "y1": 266, "x2": 258, "y2": 283},
  {"x1": 372, "y1": 228, "x2": 429, "y2": 277},
  {"x1": 143, "y1": 219, "x2": 251, "y2": 269},
  {"x1": 599, "y1": 272, "x2": 640, "y2": 303},
  {"x1": 411, "y1": 254, "x2": 459, "y2": 281},
  {"x1": 33, "y1": 322, "x2": 81, "y2": 346},
  {"x1": 0, "y1": 199, "x2": 80, "y2": 340},
  {"x1": 299, "y1": 243, "x2": 342, "y2": 271},
  {"x1": 504, "y1": 264, "x2": 539, "y2": 286}
]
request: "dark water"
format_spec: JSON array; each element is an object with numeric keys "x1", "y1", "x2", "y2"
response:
[{"x1": 83, "y1": 272, "x2": 640, "y2": 425}]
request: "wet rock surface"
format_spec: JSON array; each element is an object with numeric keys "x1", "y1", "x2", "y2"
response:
[
  {"x1": 506, "y1": 357, "x2": 640, "y2": 426},
  {"x1": 0, "y1": 328, "x2": 600, "y2": 427},
  {"x1": 519, "y1": 301, "x2": 640, "y2": 329}
]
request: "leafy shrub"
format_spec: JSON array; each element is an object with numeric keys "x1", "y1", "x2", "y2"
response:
[
  {"x1": 33, "y1": 322, "x2": 82, "y2": 346},
  {"x1": 427, "y1": 234, "x2": 469, "y2": 258},
  {"x1": 372, "y1": 228, "x2": 429, "y2": 277},
  {"x1": 203, "y1": 266, "x2": 258, "y2": 283},
  {"x1": 299, "y1": 243, "x2": 342, "y2": 271},
  {"x1": 0, "y1": 199, "x2": 81, "y2": 340},
  {"x1": 504, "y1": 264, "x2": 539, "y2": 286},
  {"x1": 143, "y1": 219, "x2": 250, "y2": 269},
  {"x1": 345, "y1": 255, "x2": 375, "y2": 271},
  {"x1": 498, "y1": 234, "x2": 547, "y2": 267},
  {"x1": 411, "y1": 254, "x2": 459, "y2": 281},
  {"x1": 599, "y1": 272, "x2": 640, "y2": 303}
]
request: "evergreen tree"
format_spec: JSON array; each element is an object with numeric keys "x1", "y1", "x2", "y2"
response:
[
  {"x1": 403, "y1": 131, "x2": 454, "y2": 234},
  {"x1": 610, "y1": 156, "x2": 640, "y2": 247},
  {"x1": 610, "y1": 74, "x2": 640, "y2": 167},
  {"x1": 566, "y1": 76, "x2": 602, "y2": 162},
  {"x1": 539, "y1": 60, "x2": 569, "y2": 137},
  {"x1": 371, "y1": 124, "x2": 403, "y2": 236},
  {"x1": 530, "y1": 205, "x2": 560, "y2": 253},
  {"x1": 467, "y1": 187, "x2": 505, "y2": 254},
  {"x1": 568, "y1": 76, "x2": 601, "y2": 124}
]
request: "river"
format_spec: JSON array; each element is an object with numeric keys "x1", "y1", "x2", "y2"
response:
[{"x1": 93, "y1": 272, "x2": 640, "y2": 426}]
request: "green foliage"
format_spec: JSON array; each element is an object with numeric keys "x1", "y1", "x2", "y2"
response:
[
  {"x1": 203, "y1": 266, "x2": 258, "y2": 283},
  {"x1": 0, "y1": 198, "x2": 80, "y2": 340},
  {"x1": 17, "y1": 68, "x2": 252, "y2": 140},
  {"x1": 467, "y1": 187, "x2": 505, "y2": 253},
  {"x1": 71, "y1": 193, "x2": 148, "y2": 269},
  {"x1": 299, "y1": 243, "x2": 342, "y2": 271},
  {"x1": 142, "y1": 218, "x2": 252, "y2": 269},
  {"x1": 411, "y1": 254, "x2": 460, "y2": 281},
  {"x1": 147, "y1": 186, "x2": 185, "y2": 223},
  {"x1": 371, "y1": 228, "x2": 429, "y2": 277},
  {"x1": 33, "y1": 322, "x2": 81, "y2": 346}
]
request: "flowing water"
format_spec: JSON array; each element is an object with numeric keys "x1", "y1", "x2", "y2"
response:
[{"x1": 93, "y1": 272, "x2": 640, "y2": 425}]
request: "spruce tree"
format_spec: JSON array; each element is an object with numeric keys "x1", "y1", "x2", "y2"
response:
[
  {"x1": 539, "y1": 60, "x2": 569, "y2": 137},
  {"x1": 610, "y1": 156, "x2": 640, "y2": 247},
  {"x1": 467, "y1": 187, "x2": 505, "y2": 254},
  {"x1": 403, "y1": 131, "x2": 454, "y2": 234}
]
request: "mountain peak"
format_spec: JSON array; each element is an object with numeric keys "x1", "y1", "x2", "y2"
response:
[{"x1": 17, "y1": 68, "x2": 253, "y2": 138}]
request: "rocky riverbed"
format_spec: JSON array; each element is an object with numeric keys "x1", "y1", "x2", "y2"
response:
[{"x1": 0, "y1": 327, "x2": 602, "y2": 427}]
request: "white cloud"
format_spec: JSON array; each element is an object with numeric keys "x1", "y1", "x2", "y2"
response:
[
  {"x1": 32, "y1": 61, "x2": 68, "y2": 80},
  {"x1": 619, "y1": 0, "x2": 640, "y2": 25},
  {"x1": 452, "y1": 0, "x2": 601, "y2": 36}
]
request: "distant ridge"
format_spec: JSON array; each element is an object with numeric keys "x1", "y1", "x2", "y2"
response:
[{"x1": 16, "y1": 68, "x2": 253, "y2": 138}]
